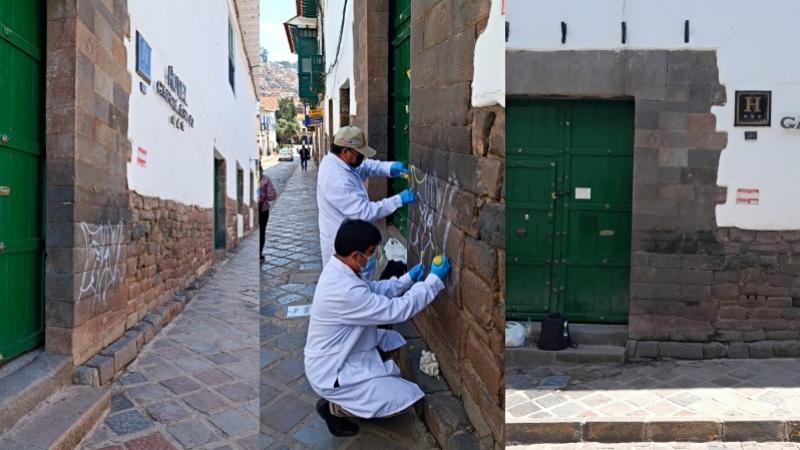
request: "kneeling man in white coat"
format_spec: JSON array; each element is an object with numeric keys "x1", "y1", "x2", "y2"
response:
[{"x1": 304, "y1": 219, "x2": 451, "y2": 437}]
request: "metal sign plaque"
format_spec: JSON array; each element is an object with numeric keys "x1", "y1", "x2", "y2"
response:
[
  {"x1": 0, "y1": 186, "x2": 9, "y2": 196},
  {"x1": 136, "y1": 31, "x2": 152, "y2": 83},
  {"x1": 735, "y1": 91, "x2": 771, "y2": 126}
]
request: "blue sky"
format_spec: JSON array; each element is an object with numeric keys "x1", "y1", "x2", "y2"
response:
[{"x1": 261, "y1": 0, "x2": 296, "y2": 62}]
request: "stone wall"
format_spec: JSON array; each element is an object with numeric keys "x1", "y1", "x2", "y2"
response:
[
  {"x1": 408, "y1": 1, "x2": 504, "y2": 446},
  {"x1": 125, "y1": 193, "x2": 213, "y2": 330},
  {"x1": 352, "y1": 0, "x2": 390, "y2": 208},
  {"x1": 45, "y1": 0, "x2": 134, "y2": 365},
  {"x1": 631, "y1": 228, "x2": 800, "y2": 359},
  {"x1": 44, "y1": 0, "x2": 249, "y2": 367},
  {"x1": 508, "y1": 49, "x2": 800, "y2": 360}
]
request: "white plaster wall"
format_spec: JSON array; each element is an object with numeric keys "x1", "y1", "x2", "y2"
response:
[
  {"x1": 472, "y1": 0, "x2": 505, "y2": 107},
  {"x1": 321, "y1": 0, "x2": 355, "y2": 137},
  {"x1": 507, "y1": 0, "x2": 800, "y2": 230},
  {"x1": 126, "y1": 0, "x2": 258, "y2": 210}
]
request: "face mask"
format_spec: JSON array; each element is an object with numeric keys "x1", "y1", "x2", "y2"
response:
[
  {"x1": 358, "y1": 252, "x2": 377, "y2": 279},
  {"x1": 348, "y1": 151, "x2": 365, "y2": 169}
]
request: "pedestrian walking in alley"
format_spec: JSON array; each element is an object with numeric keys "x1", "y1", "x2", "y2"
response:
[
  {"x1": 304, "y1": 219, "x2": 451, "y2": 437},
  {"x1": 300, "y1": 145, "x2": 310, "y2": 171},
  {"x1": 259, "y1": 173, "x2": 278, "y2": 262},
  {"x1": 317, "y1": 125, "x2": 416, "y2": 274}
]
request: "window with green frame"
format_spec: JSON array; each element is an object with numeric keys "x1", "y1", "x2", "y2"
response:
[
  {"x1": 237, "y1": 167, "x2": 244, "y2": 214},
  {"x1": 228, "y1": 18, "x2": 235, "y2": 92}
]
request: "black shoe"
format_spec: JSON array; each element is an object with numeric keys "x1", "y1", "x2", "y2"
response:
[{"x1": 316, "y1": 399, "x2": 359, "y2": 437}]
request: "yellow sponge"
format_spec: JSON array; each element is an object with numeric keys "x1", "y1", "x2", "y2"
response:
[{"x1": 433, "y1": 255, "x2": 443, "y2": 266}]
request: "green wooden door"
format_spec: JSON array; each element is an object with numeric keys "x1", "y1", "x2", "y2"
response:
[
  {"x1": 214, "y1": 158, "x2": 226, "y2": 249},
  {"x1": 389, "y1": 0, "x2": 410, "y2": 232},
  {"x1": 506, "y1": 99, "x2": 634, "y2": 323},
  {"x1": 0, "y1": 0, "x2": 45, "y2": 362}
]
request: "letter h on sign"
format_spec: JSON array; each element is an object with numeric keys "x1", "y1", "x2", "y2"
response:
[{"x1": 735, "y1": 91, "x2": 771, "y2": 126}]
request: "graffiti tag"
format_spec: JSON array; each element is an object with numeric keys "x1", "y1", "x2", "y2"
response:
[
  {"x1": 79, "y1": 222, "x2": 124, "y2": 306},
  {"x1": 407, "y1": 170, "x2": 458, "y2": 293}
]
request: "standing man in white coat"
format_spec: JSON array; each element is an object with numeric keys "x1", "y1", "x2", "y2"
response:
[
  {"x1": 304, "y1": 219, "x2": 451, "y2": 437},
  {"x1": 317, "y1": 126, "x2": 417, "y2": 271}
]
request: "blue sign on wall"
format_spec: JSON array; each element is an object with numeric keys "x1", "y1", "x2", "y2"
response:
[{"x1": 136, "y1": 31, "x2": 152, "y2": 83}]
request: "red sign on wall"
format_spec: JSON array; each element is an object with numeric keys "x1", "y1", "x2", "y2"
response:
[
  {"x1": 137, "y1": 147, "x2": 148, "y2": 168},
  {"x1": 736, "y1": 188, "x2": 759, "y2": 205}
]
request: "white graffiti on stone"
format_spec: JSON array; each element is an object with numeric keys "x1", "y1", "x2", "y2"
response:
[
  {"x1": 79, "y1": 222, "x2": 124, "y2": 306},
  {"x1": 408, "y1": 170, "x2": 458, "y2": 293}
]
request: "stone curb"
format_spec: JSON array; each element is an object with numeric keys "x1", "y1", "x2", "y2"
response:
[
  {"x1": 72, "y1": 288, "x2": 196, "y2": 388},
  {"x1": 395, "y1": 322, "x2": 488, "y2": 449},
  {"x1": 505, "y1": 419, "x2": 800, "y2": 445}
]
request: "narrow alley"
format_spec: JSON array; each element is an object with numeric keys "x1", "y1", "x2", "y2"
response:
[
  {"x1": 259, "y1": 160, "x2": 439, "y2": 449},
  {"x1": 78, "y1": 237, "x2": 261, "y2": 449}
]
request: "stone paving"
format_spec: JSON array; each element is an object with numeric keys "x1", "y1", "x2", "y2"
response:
[
  {"x1": 510, "y1": 443, "x2": 800, "y2": 449},
  {"x1": 260, "y1": 161, "x2": 438, "y2": 449},
  {"x1": 506, "y1": 359, "x2": 800, "y2": 422},
  {"x1": 80, "y1": 234, "x2": 260, "y2": 449}
]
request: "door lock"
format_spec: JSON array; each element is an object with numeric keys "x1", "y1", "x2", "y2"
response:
[
  {"x1": 0, "y1": 242, "x2": 6, "y2": 253},
  {"x1": 551, "y1": 191, "x2": 570, "y2": 200},
  {"x1": 1, "y1": 134, "x2": 8, "y2": 144}
]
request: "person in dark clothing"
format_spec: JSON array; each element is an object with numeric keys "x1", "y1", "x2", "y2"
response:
[
  {"x1": 259, "y1": 174, "x2": 278, "y2": 262},
  {"x1": 300, "y1": 145, "x2": 310, "y2": 171}
]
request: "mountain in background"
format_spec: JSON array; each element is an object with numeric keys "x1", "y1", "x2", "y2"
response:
[{"x1": 256, "y1": 55, "x2": 298, "y2": 101}]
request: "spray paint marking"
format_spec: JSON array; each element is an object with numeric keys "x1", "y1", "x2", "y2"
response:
[
  {"x1": 79, "y1": 222, "x2": 124, "y2": 307},
  {"x1": 408, "y1": 169, "x2": 459, "y2": 294}
]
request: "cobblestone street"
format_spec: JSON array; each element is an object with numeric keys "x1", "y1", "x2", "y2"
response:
[
  {"x1": 260, "y1": 161, "x2": 438, "y2": 449},
  {"x1": 510, "y1": 443, "x2": 800, "y2": 449},
  {"x1": 79, "y1": 235, "x2": 260, "y2": 449},
  {"x1": 507, "y1": 358, "x2": 800, "y2": 444},
  {"x1": 507, "y1": 359, "x2": 800, "y2": 421}
]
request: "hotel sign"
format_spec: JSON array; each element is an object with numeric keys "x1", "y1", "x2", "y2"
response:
[
  {"x1": 156, "y1": 65, "x2": 195, "y2": 131},
  {"x1": 734, "y1": 91, "x2": 771, "y2": 126}
]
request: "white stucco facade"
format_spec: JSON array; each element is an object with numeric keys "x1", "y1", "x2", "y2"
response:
[
  {"x1": 258, "y1": 108, "x2": 277, "y2": 162},
  {"x1": 472, "y1": 0, "x2": 505, "y2": 108},
  {"x1": 126, "y1": 0, "x2": 258, "y2": 212},
  {"x1": 507, "y1": 0, "x2": 800, "y2": 230},
  {"x1": 321, "y1": 0, "x2": 355, "y2": 136}
]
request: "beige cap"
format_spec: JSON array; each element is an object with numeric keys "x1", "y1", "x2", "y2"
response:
[{"x1": 333, "y1": 126, "x2": 377, "y2": 158}]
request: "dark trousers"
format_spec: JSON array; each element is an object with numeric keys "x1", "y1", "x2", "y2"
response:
[
  {"x1": 301, "y1": 158, "x2": 308, "y2": 171},
  {"x1": 259, "y1": 209, "x2": 269, "y2": 257}
]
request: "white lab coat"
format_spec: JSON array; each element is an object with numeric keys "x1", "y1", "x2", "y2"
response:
[
  {"x1": 304, "y1": 257, "x2": 445, "y2": 418},
  {"x1": 317, "y1": 154, "x2": 402, "y2": 268}
]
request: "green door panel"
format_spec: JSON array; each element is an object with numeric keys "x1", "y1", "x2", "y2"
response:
[
  {"x1": 389, "y1": 0, "x2": 410, "y2": 232},
  {"x1": 0, "y1": 0, "x2": 45, "y2": 362},
  {"x1": 506, "y1": 99, "x2": 634, "y2": 324},
  {"x1": 506, "y1": 159, "x2": 557, "y2": 316},
  {"x1": 214, "y1": 159, "x2": 226, "y2": 249}
]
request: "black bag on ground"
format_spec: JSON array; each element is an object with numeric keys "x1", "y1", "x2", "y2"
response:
[
  {"x1": 536, "y1": 313, "x2": 575, "y2": 351},
  {"x1": 379, "y1": 260, "x2": 407, "y2": 280}
]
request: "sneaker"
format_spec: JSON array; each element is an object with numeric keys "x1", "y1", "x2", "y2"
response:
[{"x1": 315, "y1": 398, "x2": 359, "y2": 437}]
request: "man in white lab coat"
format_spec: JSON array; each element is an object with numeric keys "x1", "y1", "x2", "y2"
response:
[
  {"x1": 317, "y1": 126, "x2": 417, "y2": 272},
  {"x1": 304, "y1": 219, "x2": 451, "y2": 437}
]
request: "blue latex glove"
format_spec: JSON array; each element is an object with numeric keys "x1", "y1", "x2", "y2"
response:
[
  {"x1": 429, "y1": 256, "x2": 451, "y2": 281},
  {"x1": 399, "y1": 189, "x2": 417, "y2": 205},
  {"x1": 390, "y1": 162, "x2": 411, "y2": 177},
  {"x1": 408, "y1": 263, "x2": 425, "y2": 282}
]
